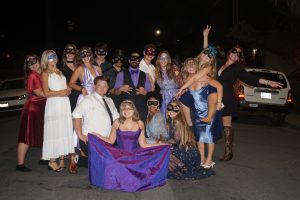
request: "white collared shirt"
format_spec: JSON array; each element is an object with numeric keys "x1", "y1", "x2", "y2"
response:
[
  {"x1": 139, "y1": 59, "x2": 155, "y2": 82},
  {"x1": 72, "y1": 92, "x2": 119, "y2": 137}
]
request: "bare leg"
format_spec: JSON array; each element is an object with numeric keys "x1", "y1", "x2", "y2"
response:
[
  {"x1": 204, "y1": 143, "x2": 215, "y2": 165},
  {"x1": 17, "y1": 143, "x2": 29, "y2": 165},
  {"x1": 198, "y1": 142, "x2": 206, "y2": 165},
  {"x1": 59, "y1": 155, "x2": 65, "y2": 168}
]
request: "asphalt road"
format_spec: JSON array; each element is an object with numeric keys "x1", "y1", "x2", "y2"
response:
[{"x1": 0, "y1": 111, "x2": 299, "y2": 200}]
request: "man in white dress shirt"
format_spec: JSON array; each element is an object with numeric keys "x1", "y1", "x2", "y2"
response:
[
  {"x1": 72, "y1": 76, "x2": 119, "y2": 168},
  {"x1": 139, "y1": 43, "x2": 156, "y2": 91}
]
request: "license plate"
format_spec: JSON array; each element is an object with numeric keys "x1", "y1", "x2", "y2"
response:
[
  {"x1": 0, "y1": 103, "x2": 9, "y2": 108},
  {"x1": 261, "y1": 92, "x2": 271, "y2": 99},
  {"x1": 249, "y1": 103, "x2": 258, "y2": 108}
]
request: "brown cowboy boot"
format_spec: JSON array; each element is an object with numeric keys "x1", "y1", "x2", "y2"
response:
[
  {"x1": 68, "y1": 153, "x2": 78, "y2": 174},
  {"x1": 220, "y1": 126, "x2": 234, "y2": 161}
]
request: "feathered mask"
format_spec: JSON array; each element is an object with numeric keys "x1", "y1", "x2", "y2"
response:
[{"x1": 202, "y1": 44, "x2": 218, "y2": 59}]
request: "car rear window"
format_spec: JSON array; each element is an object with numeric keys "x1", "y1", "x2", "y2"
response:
[
  {"x1": 248, "y1": 71, "x2": 288, "y2": 88},
  {"x1": 0, "y1": 80, "x2": 24, "y2": 90}
]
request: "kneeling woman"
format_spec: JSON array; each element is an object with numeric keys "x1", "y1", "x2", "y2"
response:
[
  {"x1": 166, "y1": 100, "x2": 215, "y2": 180},
  {"x1": 88, "y1": 100, "x2": 170, "y2": 192}
]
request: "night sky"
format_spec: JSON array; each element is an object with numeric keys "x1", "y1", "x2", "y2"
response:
[{"x1": 0, "y1": 0, "x2": 282, "y2": 72}]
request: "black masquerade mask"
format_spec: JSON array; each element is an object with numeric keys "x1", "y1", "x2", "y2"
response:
[{"x1": 167, "y1": 104, "x2": 180, "y2": 113}]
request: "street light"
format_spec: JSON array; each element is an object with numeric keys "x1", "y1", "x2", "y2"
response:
[{"x1": 155, "y1": 29, "x2": 161, "y2": 35}]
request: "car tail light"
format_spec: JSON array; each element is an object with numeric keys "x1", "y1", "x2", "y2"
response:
[
  {"x1": 236, "y1": 85, "x2": 245, "y2": 100},
  {"x1": 286, "y1": 90, "x2": 293, "y2": 103}
]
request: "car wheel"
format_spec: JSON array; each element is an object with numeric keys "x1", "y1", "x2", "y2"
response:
[{"x1": 272, "y1": 114, "x2": 286, "y2": 125}]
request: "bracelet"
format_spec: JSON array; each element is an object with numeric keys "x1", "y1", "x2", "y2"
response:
[
  {"x1": 266, "y1": 80, "x2": 270, "y2": 85},
  {"x1": 217, "y1": 100, "x2": 222, "y2": 103}
]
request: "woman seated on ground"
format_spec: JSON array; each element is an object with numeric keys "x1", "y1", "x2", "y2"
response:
[
  {"x1": 88, "y1": 100, "x2": 170, "y2": 192},
  {"x1": 145, "y1": 91, "x2": 169, "y2": 144},
  {"x1": 166, "y1": 100, "x2": 215, "y2": 180}
]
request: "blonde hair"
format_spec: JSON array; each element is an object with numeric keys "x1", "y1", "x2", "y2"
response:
[
  {"x1": 41, "y1": 49, "x2": 63, "y2": 76},
  {"x1": 167, "y1": 100, "x2": 196, "y2": 149},
  {"x1": 195, "y1": 52, "x2": 217, "y2": 79},
  {"x1": 118, "y1": 100, "x2": 140, "y2": 123},
  {"x1": 180, "y1": 57, "x2": 197, "y2": 85}
]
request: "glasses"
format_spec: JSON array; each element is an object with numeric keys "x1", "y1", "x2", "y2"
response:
[
  {"x1": 95, "y1": 49, "x2": 107, "y2": 56},
  {"x1": 80, "y1": 51, "x2": 92, "y2": 58},
  {"x1": 48, "y1": 54, "x2": 57, "y2": 61},
  {"x1": 147, "y1": 100, "x2": 159, "y2": 107},
  {"x1": 231, "y1": 49, "x2": 242, "y2": 58},
  {"x1": 64, "y1": 48, "x2": 76, "y2": 55},
  {"x1": 27, "y1": 57, "x2": 38, "y2": 66},
  {"x1": 130, "y1": 56, "x2": 141, "y2": 62},
  {"x1": 145, "y1": 48, "x2": 156, "y2": 56},
  {"x1": 167, "y1": 104, "x2": 180, "y2": 113}
]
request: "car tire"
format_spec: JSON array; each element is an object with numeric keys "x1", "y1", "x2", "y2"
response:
[{"x1": 272, "y1": 114, "x2": 286, "y2": 125}]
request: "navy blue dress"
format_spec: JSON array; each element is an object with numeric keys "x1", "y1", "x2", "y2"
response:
[{"x1": 190, "y1": 85, "x2": 222, "y2": 143}]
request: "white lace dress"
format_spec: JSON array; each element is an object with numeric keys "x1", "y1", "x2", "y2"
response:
[{"x1": 42, "y1": 73, "x2": 74, "y2": 160}]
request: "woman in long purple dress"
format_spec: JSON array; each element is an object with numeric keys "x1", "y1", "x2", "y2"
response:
[
  {"x1": 16, "y1": 54, "x2": 46, "y2": 172},
  {"x1": 88, "y1": 100, "x2": 170, "y2": 192}
]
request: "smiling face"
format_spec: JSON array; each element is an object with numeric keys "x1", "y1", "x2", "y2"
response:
[
  {"x1": 94, "y1": 79, "x2": 109, "y2": 96},
  {"x1": 228, "y1": 47, "x2": 243, "y2": 63}
]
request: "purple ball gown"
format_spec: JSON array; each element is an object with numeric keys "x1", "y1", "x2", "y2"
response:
[{"x1": 88, "y1": 129, "x2": 170, "y2": 192}]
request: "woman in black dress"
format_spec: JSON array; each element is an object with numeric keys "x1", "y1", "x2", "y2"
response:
[
  {"x1": 217, "y1": 45, "x2": 283, "y2": 161},
  {"x1": 57, "y1": 44, "x2": 80, "y2": 173}
]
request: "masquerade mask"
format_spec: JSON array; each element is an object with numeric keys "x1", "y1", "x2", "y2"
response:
[
  {"x1": 64, "y1": 48, "x2": 76, "y2": 55},
  {"x1": 160, "y1": 54, "x2": 168, "y2": 61},
  {"x1": 130, "y1": 56, "x2": 141, "y2": 62},
  {"x1": 48, "y1": 54, "x2": 58, "y2": 62},
  {"x1": 80, "y1": 51, "x2": 92, "y2": 58},
  {"x1": 231, "y1": 48, "x2": 242, "y2": 58},
  {"x1": 113, "y1": 56, "x2": 124, "y2": 63},
  {"x1": 202, "y1": 45, "x2": 218, "y2": 59},
  {"x1": 95, "y1": 49, "x2": 107, "y2": 56},
  {"x1": 27, "y1": 57, "x2": 38, "y2": 66},
  {"x1": 167, "y1": 104, "x2": 180, "y2": 113},
  {"x1": 147, "y1": 100, "x2": 159, "y2": 107},
  {"x1": 145, "y1": 48, "x2": 156, "y2": 56}
]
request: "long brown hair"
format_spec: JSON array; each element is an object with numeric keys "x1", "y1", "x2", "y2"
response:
[
  {"x1": 155, "y1": 50, "x2": 176, "y2": 81},
  {"x1": 118, "y1": 100, "x2": 140, "y2": 123},
  {"x1": 167, "y1": 100, "x2": 196, "y2": 149}
]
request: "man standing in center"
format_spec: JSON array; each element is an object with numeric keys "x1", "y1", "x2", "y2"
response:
[
  {"x1": 112, "y1": 52, "x2": 152, "y2": 122},
  {"x1": 72, "y1": 76, "x2": 119, "y2": 168}
]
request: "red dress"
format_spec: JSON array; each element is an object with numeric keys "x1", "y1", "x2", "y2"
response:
[{"x1": 18, "y1": 71, "x2": 46, "y2": 147}]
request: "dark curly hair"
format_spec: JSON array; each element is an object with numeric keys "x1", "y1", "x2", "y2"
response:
[{"x1": 145, "y1": 91, "x2": 163, "y2": 108}]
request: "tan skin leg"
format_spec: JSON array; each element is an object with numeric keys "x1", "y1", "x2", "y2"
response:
[
  {"x1": 198, "y1": 142, "x2": 206, "y2": 165},
  {"x1": 17, "y1": 143, "x2": 29, "y2": 165},
  {"x1": 203, "y1": 143, "x2": 215, "y2": 166},
  {"x1": 222, "y1": 116, "x2": 232, "y2": 127},
  {"x1": 59, "y1": 155, "x2": 65, "y2": 168},
  {"x1": 48, "y1": 158, "x2": 61, "y2": 171}
]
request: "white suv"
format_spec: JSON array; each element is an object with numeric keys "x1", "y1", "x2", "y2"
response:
[{"x1": 235, "y1": 68, "x2": 293, "y2": 124}]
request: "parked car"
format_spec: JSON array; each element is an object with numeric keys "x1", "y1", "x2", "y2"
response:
[
  {"x1": 235, "y1": 68, "x2": 293, "y2": 124},
  {"x1": 0, "y1": 77, "x2": 27, "y2": 112}
]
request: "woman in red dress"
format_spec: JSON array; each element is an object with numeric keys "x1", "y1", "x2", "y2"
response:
[{"x1": 16, "y1": 53, "x2": 46, "y2": 172}]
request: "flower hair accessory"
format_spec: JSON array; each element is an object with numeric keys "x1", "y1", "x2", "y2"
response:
[{"x1": 203, "y1": 44, "x2": 218, "y2": 58}]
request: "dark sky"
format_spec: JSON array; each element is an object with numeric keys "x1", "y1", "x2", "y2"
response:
[{"x1": 0, "y1": 0, "x2": 278, "y2": 70}]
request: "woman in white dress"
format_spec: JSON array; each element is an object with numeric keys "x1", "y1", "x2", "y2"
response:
[{"x1": 41, "y1": 50, "x2": 74, "y2": 172}]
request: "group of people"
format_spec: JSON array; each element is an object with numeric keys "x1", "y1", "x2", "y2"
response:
[{"x1": 16, "y1": 25, "x2": 283, "y2": 192}]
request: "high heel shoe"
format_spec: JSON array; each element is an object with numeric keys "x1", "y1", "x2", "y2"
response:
[
  {"x1": 48, "y1": 165, "x2": 63, "y2": 172},
  {"x1": 202, "y1": 162, "x2": 216, "y2": 169}
]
